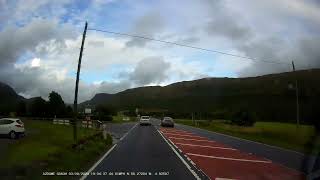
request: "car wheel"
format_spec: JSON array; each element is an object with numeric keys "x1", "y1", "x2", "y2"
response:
[{"x1": 9, "y1": 131, "x2": 16, "y2": 139}]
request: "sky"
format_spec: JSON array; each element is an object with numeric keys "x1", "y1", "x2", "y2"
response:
[{"x1": 0, "y1": 0, "x2": 319, "y2": 103}]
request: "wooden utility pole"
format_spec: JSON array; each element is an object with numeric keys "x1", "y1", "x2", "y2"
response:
[
  {"x1": 292, "y1": 61, "x2": 300, "y2": 128},
  {"x1": 73, "y1": 22, "x2": 88, "y2": 141}
]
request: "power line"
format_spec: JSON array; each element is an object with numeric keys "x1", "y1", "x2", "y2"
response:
[{"x1": 87, "y1": 28, "x2": 290, "y2": 66}]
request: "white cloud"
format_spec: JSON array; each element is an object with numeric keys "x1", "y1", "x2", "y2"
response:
[
  {"x1": 31, "y1": 58, "x2": 41, "y2": 67},
  {"x1": 1, "y1": 0, "x2": 320, "y2": 103}
]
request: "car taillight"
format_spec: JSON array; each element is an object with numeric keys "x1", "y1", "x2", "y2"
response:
[{"x1": 15, "y1": 124, "x2": 23, "y2": 128}]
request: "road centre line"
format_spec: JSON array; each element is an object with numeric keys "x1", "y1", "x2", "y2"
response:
[
  {"x1": 120, "y1": 123, "x2": 138, "y2": 141},
  {"x1": 157, "y1": 130, "x2": 201, "y2": 180},
  {"x1": 187, "y1": 153, "x2": 272, "y2": 163},
  {"x1": 174, "y1": 142, "x2": 237, "y2": 150},
  {"x1": 169, "y1": 137, "x2": 215, "y2": 142}
]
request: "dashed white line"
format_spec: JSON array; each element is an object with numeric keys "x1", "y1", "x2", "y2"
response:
[
  {"x1": 175, "y1": 142, "x2": 237, "y2": 151},
  {"x1": 120, "y1": 123, "x2": 138, "y2": 141},
  {"x1": 187, "y1": 153, "x2": 272, "y2": 163},
  {"x1": 169, "y1": 137, "x2": 215, "y2": 142},
  {"x1": 158, "y1": 130, "x2": 201, "y2": 180}
]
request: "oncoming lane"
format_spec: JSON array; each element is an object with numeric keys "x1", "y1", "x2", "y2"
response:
[{"x1": 159, "y1": 127, "x2": 305, "y2": 180}]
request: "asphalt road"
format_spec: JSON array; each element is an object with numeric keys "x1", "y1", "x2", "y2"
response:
[
  {"x1": 83, "y1": 119, "x2": 313, "y2": 179},
  {"x1": 104, "y1": 122, "x2": 137, "y2": 143},
  {"x1": 175, "y1": 123, "x2": 319, "y2": 173},
  {"x1": 86, "y1": 119, "x2": 198, "y2": 180}
]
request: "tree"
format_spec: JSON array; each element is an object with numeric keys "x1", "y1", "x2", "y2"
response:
[
  {"x1": 231, "y1": 109, "x2": 257, "y2": 127},
  {"x1": 30, "y1": 97, "x2": 48, "y2": 117},
  {"x1": 95, "y1": 105, "x2": 117, "y2": 116},
  {"x1": 48, "y1": 91, "x2": 66, "y2": 117},
  {"x1": 65, "y1": 105, "x2": 73, "y2": 117},
  {"x1": 16, "y1": 100, "x2": 26, "y2": 116},
  {"x1": 94, "y1": 105, "x2": 116, "y2": 121}
]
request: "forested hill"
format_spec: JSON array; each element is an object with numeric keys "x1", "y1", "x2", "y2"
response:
[{"x1": 81, "y1": 69, "x2": 320, "y2": 123}]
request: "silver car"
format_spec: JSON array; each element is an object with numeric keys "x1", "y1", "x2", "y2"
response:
[
  {"x1": 139, "y1": 116, "x2": 151, "y2": 126},
  {"x1": 161, "y1": 117, "x2": 174, "y2": 127}
]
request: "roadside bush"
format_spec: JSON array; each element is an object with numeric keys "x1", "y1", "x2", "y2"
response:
[
  {"x1": 92, "y1": 115, "x2": 112, "y2": 121},
  {"x1": 198, "y1": 121, "x2": 211, "y2": 127},
  {"x1": 231, "y1": 110, "x2": 257, "y2": 126}
]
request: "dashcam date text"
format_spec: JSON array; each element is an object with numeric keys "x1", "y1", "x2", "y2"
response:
[{"x1": 42, "y1": 171, "x2": 169, "y2": 176}]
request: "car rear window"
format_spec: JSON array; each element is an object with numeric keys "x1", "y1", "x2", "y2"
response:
[
  {"x1": 0, "y1": 119, "x2": 14, "y2": 124},
  {"x1": 16, "y1": 120, "x2": 23, "y2": 124}
]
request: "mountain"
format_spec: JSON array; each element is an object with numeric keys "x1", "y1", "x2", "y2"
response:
[
  {"x1": 0, "y1": 82, "x2": 25, "y2": 102},
  {"x1": 86, "y1": 93, "x2": 114, "y2": 105},
  {"x1": 0, "y1": 82, "x2": 26, "y2": 114},
  {"x1": 81, "y1": 69, "x2": 320, "y2": 122},
  {"x1": 1, "y1": 69, "x2": 319, "y2": 122}
]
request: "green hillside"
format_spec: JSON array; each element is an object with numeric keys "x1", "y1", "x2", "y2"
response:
[{"x1": 81, "y1": 69, "x2": 320, "y2": 123}]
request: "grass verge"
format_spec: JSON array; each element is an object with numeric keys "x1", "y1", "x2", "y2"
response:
[
  {"x1": 0, "y1": 119, "x2": 113, "y2": 179},
  {"x1": 175, "y1": 119, "x2": 319, "y2": 154}
]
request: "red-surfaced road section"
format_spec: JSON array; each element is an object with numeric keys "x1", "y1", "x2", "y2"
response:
[{"x1": 160, "y1": 128, "x2": 305, "y2": 180}]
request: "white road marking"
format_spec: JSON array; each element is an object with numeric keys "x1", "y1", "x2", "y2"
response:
[
  {"x1": 178, "y1": 124, "x2": 305, "y2": 156},
  {"x1": 169, "y1": 139, "x2": 212, "y2": 180},
  {"x1": 187, "y1": 153, "x2": 272, "y2": 163},
  {"x1": 175, "y1": 142, "x2": 237, "y2": 151},
  {"x1": 158, "y1": 130, "x2": 201, "y2": 180},
  {"x1": 163, "y1": 133, "x2": 207, "y2": 139},
  {"x1": 120, "y1": 123, "x2": 138, "y2": 141},
  {"x1": 80, "y1": 123, "x2": 138, "y2": 180},
  {"x1": 169, "y1": 137, "x2": 215, "y2": 142},
  {"x1": 161, "y1": 130, "x2": 193, "y2": 134},
  {"x1": 80, "y1": 144, "x2": 117, "y2": 180}
]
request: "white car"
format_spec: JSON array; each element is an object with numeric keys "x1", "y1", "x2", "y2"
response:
[
  {"x1": 139, "y1": 116, "x2": 151, "y2": 126},
  {"x1": 0, "y1": 118, "x2": 25, "y2": 139}
]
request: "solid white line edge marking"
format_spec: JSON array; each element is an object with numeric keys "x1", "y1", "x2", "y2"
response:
[
  {"x1": 175, "y1": 142, "x2": 237, "y2": 150},
  {"x1": 79, "y1": 144, "x2": 117, "y2": 180},
  {"x1": 168, "y1": 139, "x2": 212, "y2": 180},
  {"x1": 187, "y1": 153, "x2": 272, "y2": 163},
  {"x1": 158, "y1": 130, "x2": 201, "y2": 180},
  {"x1": 80, "y1": 123, "x2": 138, "y2": 180}
]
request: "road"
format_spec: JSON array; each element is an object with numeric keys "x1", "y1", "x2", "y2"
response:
[
  {"x1": 83, "y1": 119, "x2": 306, "y2": 180},
  {"x1": 85, "y1": 119, "x2": 201, "y2": 180},
  {"x1": 175, "y1": 123, "x2": 320, "y2": 173}
]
